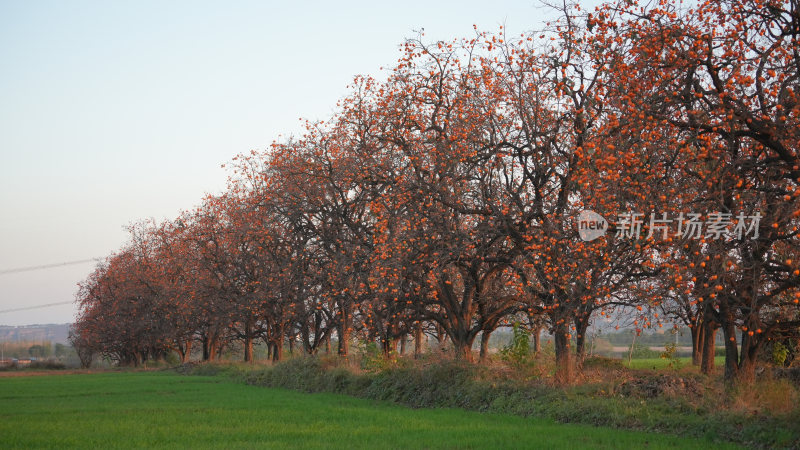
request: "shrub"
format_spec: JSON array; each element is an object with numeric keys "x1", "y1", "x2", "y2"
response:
[
  {"x1": 772, "y1": 342, "x2": 790, "y2": 367},
  {"x1": 358, "y1": 341, "x2": 401, "y2": 373},
  {"x1": 660, "y1": 343, "x2": 682, "y2": 370},
  {"x1": 499, "y1": 322, "x2": 531, "y2": 369}
]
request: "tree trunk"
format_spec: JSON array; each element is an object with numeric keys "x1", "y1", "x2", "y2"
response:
[
  {"x1": 554, "y1": 324, "x2": 574, "y2": 384},
  {"x1": 722, "y1": 327, "x2": 740, "y2": 380},
  {"x1": 271, "y1": 323, "x2": 285, "y2": 362},
  {"x1": 435, "y1": 323, "x2": 447, "y2": 347},
  {"x1": 575, "y1": 334, "x2": 585, "y2": 367},
  {"x1": 243, "y1": 335, "x2": 254, "y2": 362},
  {"x1": 574, "y1": 316, "x2": 590, "y2": 368},
  {"x1": 272, "y1": 338, "x2": 283, "y2": 362},
  {"x1": 338, "y1": 327, "x2": 350, "y2": 357},
  {"x1": 691, "y1": 320, "x2": 704, "y2": 366},
  {"x1": 628, "y1": 330, "x2": 637, "y2": 365},
  {"x1": 479, "y1": 330, "x2": 492, "y2": 362},
  {"x1": 737, "y1": 360, "x2": 757, "y2": 384},
  {"x1": 414, "y1": 323, "x2": 423, "y2": 359},
  {"x1": 202, "y1": 334, "x2": 218, "y2": 362},
  {"x1": 325, "y1": 334, "x2": 331, "y2": 354},
  {"x1": 700, "y1": 322, "x2": 716, "y2": 375},
  {"x1": 453, "y1": 340, "x2": 473, "y2": 362},
  {"x1": 301, "y1": 324, "x2": 312, "y2": 355},
  {"x1": 338, "y1": 308, "x2": 351, "y2": 357},
  {"x1": 532, "y1": 326, "x2": 541, "y2": 354},
  {"x1": 382, "y1": 337, "x2": 394, "y2": 357},
  {"x1": 719, "y1": 299, "x2": 740, "y2": 381},
  {"x1": 448, "y1": 325, "x2": 476, "y2": 362},
  {"x1": 737, "y1": 357, "x2": 757, "y2": 384},
  {"x1": 736, "y1": 332, "x2": 761, "y2": 385},
  {"x1": 399, "y1": 335, "x2": 406, "y2": 355},
  {"x1": 132, "y1": 351, "x2": 142, "y2": 367},
  {"x1": 177, "y1": 339, "x2": 192, "y2": 363}
]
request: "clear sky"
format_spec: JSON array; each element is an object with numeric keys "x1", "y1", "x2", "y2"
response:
[{"x1": 0, "y1": 0, "x2": 583, "y2": 326}]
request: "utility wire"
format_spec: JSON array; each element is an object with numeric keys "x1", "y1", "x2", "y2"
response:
[
  {"x1": 0, "y1": 301, "x2": 73, "y2": 314},
  {"x1": 0, "y1": 258, "x2": 98, "y2": 316},
  {"x1": 0, "y1": 258, "x2": 101, "y2": 276}
]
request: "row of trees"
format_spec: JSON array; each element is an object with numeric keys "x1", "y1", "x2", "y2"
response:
[{"x1": 72, "y1": 0, "x2": 799, "y2": 384}]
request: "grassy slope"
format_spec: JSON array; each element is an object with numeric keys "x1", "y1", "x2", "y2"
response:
[{"x1": 0, "y1": 372, "x2": 736, "y2": 449}]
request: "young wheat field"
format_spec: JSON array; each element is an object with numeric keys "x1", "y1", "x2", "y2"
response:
[{"x1": 0, "y1": 371, "x2": 736, "y2": 449}]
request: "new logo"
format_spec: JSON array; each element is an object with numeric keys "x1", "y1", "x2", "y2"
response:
[{"x1": 577, "y1": 210, "x2": 608, "y2": 242}]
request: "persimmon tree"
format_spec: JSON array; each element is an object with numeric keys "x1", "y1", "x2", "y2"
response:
[
  {"x1": 74, "y1": 228, "x2": 174, "y2": 366},
  {"x1": 68, "y1": 323, "x2": 95, "y2": 368},
  {"x1": 185, "y1": 201, "x2": 238, "y2": 361},
  {"x1": 442, "y1": 7, "x2": 668, "y2": 382},
  {"x1": 595, "y1": 0, "x2": 800, "y2": 383},
  {"x1": 355, "y1": 36, "x2": 537, "y2": 363},
  {"x1": 262, "y1": 137, "x2": 375, "y2": 358},
  {"x1": 144, "y1": 219, "x2": 201, "y2": 363}
]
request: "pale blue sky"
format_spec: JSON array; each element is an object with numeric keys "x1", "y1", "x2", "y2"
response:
[{"x1": 0, "y1": 0, "x2": 577, "y2": 325}]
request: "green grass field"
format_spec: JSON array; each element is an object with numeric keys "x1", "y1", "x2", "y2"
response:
[
  {"x1": 0, "y1": 371, "x2": 737, "y2": 449},
  {"x1": 622, "y1": 356, "x2": 726, "y2": 370}
]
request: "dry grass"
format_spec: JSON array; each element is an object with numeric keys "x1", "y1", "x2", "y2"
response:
[{"x1": 730, "y1": 377, "x2": 800, "y2": 416}]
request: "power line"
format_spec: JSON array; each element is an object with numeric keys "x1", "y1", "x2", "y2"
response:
[
  {"x1": 0, "y1": 301, "x2": 73, "y2": 314},
  {"x1": 0, "y1": 258, "x2": 101, "y2": 276}
]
